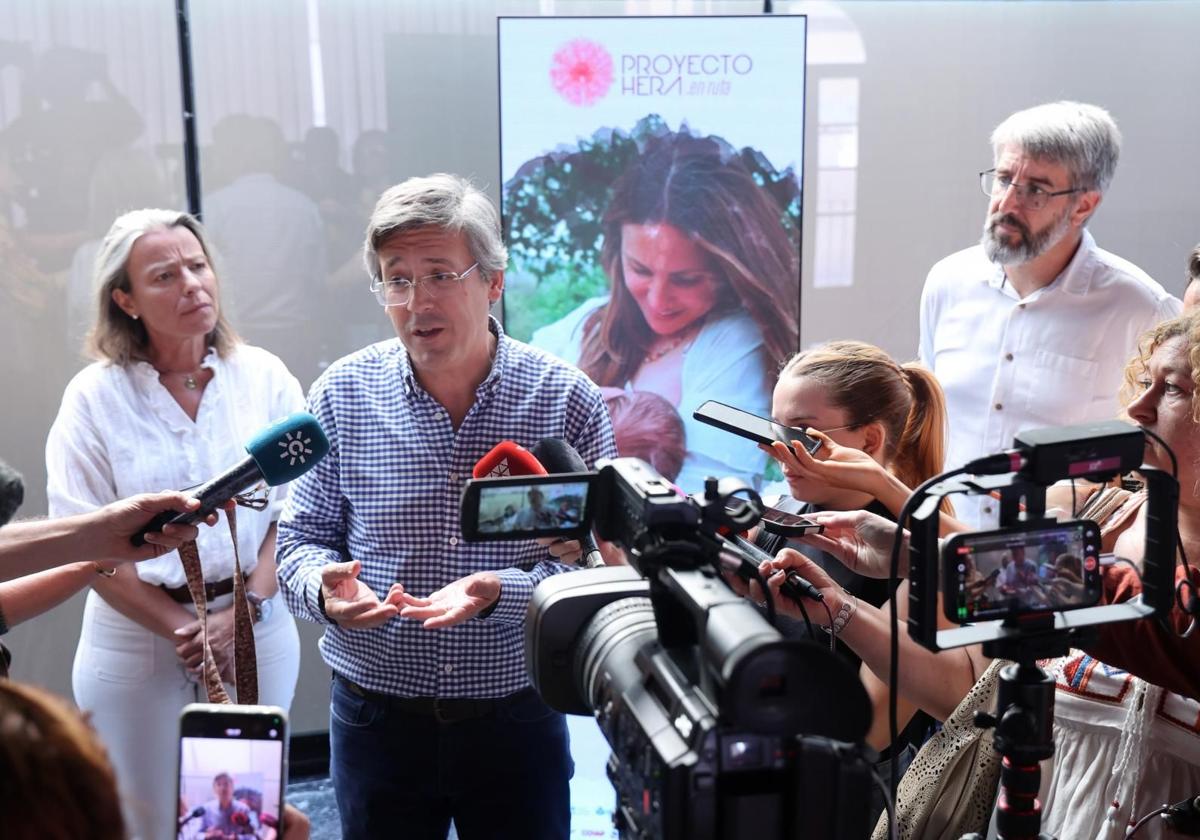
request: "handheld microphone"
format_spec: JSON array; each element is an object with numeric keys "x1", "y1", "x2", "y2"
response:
[
  {"x1": 472, "y1": 440, "x2": 547, "y2": 478},
  {"x1": 131, "y1": 412, "x2": 330, "y2": 545},
  {"x1": 530, "y1": 438, "x2": 604, "y2": 568},
  {"x1": 178, "y1": 806, "x2": 204, "y2": 828},
  {"x1": 728, "y1": 533, "x2": 825, "y2": 603}
]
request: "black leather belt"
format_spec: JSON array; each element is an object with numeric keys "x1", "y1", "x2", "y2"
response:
[{"x1": 335, "y1": 673, "x2": 534, "y2": 725}]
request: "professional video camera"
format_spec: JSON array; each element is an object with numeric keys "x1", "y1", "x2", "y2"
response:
[
  {"x1": 903, "y1": 419, "x2": 1180, "y2": 839},
  {"x1": 460, "y1": 457, "x2": 875, "y2": 840}
]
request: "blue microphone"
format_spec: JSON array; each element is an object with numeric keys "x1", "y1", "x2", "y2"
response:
[{"x1": 130, "y1": 412, "x2": 330, "y2": 545}]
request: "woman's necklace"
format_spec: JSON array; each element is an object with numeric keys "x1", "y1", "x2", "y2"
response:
[
  {"x1": 160, "y1": 367, "x2": 206, "y2": 390},
  {"x1": 645, "y1": 322, "x2": 703, "y2": 364}
]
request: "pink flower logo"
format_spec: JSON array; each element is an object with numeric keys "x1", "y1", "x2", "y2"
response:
[{"x1": 549, "y1": 39, "x2": 613, "y2": 107}]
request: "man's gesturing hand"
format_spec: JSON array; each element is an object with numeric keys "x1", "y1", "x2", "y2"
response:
[
  {"x1": 398, "y1": 572, "x2": 501, "y2": 629},
  {"x1": 320, "y1": 560, "x2": 404, "y2": 629}
]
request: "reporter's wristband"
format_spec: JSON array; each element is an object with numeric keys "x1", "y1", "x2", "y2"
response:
[{"x1": 822, "y1": 592, "x2": 858, "y2": 636}]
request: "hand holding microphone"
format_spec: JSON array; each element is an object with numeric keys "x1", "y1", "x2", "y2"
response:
[
  {"x1": 130, "y1": 412, "x2": 330, "y2": 546},
  {"x1": 762, "y1": 547, "x2": 854, "y2": 629}
]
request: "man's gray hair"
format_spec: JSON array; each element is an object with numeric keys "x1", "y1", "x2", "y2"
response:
[
  {"x1": 991, "y1": 101, "x2": 1122, "y2": 193},
  {"x1": 363, "y1": 174, "x2": 508, "y2": 281}
]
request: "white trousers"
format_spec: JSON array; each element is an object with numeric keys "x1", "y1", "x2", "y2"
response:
[{"x1": 73, "y1": 587, "x2": 300, "y2": 840}]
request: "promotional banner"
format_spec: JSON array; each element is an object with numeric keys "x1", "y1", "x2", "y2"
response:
[{"x1": 499, "y1": 15, "x2": 807, "y2": 495}]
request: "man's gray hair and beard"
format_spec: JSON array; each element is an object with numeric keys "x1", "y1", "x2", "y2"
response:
[{"x1": 980, "y1": 203, "x2": 1074, "y2": 266}]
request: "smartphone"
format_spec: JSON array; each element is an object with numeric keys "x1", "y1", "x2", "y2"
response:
[
  {"x1": 759, "y1": 506, "x2": 825, "y2": 537},
  {"x1": 460, "y1": 473, "x2": 596, "y2": 541},
  {"x1": 943, "y1": 520, "x2": 1103, "y2": 623},
  {"x1": 693, "y1": 400, "x2": 822, "y2": 455},
  {"x1": 177, "y1": 704, "x2": 288, "y2": 839}
]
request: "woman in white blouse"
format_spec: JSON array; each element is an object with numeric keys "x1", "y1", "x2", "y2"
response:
[{"x1": 44, "y1": 209, "x2": 302, "y2": 840}]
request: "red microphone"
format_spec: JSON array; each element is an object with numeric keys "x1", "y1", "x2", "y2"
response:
[{"x1": 472, "y1": 441, "x2": 548, "y2": 478}]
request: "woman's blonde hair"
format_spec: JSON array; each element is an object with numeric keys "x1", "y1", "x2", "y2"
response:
[
  {"x1": 1120, "y1": 309, "x2": 1200, "y2": 420},
  {"x1": 86, "y1": 208, "x2": 239, "y2": 365},
  {"x1": 780, "y1": 340, "x2": 948, "y2": 493}
]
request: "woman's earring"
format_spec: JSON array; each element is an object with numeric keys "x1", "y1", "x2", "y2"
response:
[{"x1": 130, "y1": 313, "x2": 139, "y2": 320}]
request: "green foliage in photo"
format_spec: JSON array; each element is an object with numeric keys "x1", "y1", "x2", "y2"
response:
[{"x1": 501, "y1": 114, "x2": 802, "y2": 340}]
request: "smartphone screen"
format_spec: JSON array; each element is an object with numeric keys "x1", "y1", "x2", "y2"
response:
[
  {"x1": 759, "y1": 507, "x2": 825, "y2": 537},
  {"x1": 943, "y1": 520, "x2": 1103, "y2": 622},
  {"x1": 177, "y1": 704, "x2": 287, "y2": 840},
  {"x1": 461, "y1": 473, "x2": 595, "y2": 541},
  {"x1": 692, "y1": 400, "x2": 821, "y2": 454}
]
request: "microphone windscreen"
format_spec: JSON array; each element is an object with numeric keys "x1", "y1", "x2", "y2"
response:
[
  {"x1": 530, "y1": 438, "x2": 588, "y2": 474},
  {"x1": 245, "y1": 412, "x2": 331, "y2": 485},
  {"x1": 0, "y1": 458, "x2": 24, "y2": 526},
  {"x1": 472, "y1": 441, "x2": 548, "y2": 478}
]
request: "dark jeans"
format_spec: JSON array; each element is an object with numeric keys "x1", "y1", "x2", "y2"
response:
[{"x1": 329, "y1": 675, "x2": 573, "y2": 839}]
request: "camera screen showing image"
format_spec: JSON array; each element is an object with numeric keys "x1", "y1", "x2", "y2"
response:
[
  {"x1": 943, "y1": 520, "x2": 1103, "y2": 622},
  {"x1": 461, "y1": 474, "x2": 595, "y2": 541},
  {"x1": 177, "y1": 706, "x2": 286, "y2": 839}
]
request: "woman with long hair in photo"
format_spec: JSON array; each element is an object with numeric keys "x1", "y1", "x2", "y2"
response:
[{"x1": 532, "y1": 129, "x2": 799, "y2": 490}]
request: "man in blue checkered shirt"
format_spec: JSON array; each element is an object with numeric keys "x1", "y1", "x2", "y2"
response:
[{"x1": 276, "y1": 174, "x2": 617, "y2": 839}]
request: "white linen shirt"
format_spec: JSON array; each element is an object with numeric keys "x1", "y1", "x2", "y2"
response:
[
  {"x1": 45, "y1": 344, "x2": 305, "y2": 587},
  {"x1": 919, "y1": 230, "x2": 1180, "y2": 528}
]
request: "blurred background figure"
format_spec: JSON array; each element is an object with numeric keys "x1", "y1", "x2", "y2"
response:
[
  {"x1": 65, "y1": 147, "x2": 171, "y2": 355},
  {"x1": 204, "y1": 114, "x2": 327, "y2": 386},
  {"x1": 285, "y1": 126, "x2": 359, "y2": 272},
  {"x1": 324, "y1": 128, "x2": 399, "y2": 362}
]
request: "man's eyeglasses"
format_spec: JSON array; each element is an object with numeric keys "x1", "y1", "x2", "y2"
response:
[
  {"x1": 979, "y1": 169, "x2": 1085, "y2": 212},
  {"x1": 370, "y1": 263, "x2": 479, "y2": 307}
]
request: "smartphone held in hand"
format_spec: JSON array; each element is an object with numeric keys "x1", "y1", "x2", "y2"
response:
[
  {"x1": 693, "y1": 400, "x2": 822, "y2": 455},
  {"x1": 759, "y1": 506, "x2": 826, "y2": 537},
  {"x1": 176, "y1": 703, "x2": 288, "y2": 839}
]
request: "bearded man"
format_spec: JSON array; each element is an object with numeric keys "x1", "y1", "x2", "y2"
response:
[{"x1": 918, "y1": 101, "x2": 1179, "y2": 527}]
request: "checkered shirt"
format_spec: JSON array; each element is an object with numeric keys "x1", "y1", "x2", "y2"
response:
[{"x1": 277, "y1": 318, "x2": 617, "y2": 698}]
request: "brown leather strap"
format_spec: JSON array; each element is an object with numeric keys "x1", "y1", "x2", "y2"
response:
[
  {"x1": 227, "y1": 510, "x2": 258, "y2": 705},
  {"x1": 178, "y1": 500, "x2": 259, "y2": 705}
]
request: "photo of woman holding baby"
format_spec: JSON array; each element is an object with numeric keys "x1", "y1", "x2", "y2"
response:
[{"x1": 530, "y1": 128, "x2": 800, "y2": 490}]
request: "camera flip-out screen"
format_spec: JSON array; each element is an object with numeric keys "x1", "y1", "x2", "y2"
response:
[
  {"x1": 461, "y1": 473, "x2": 596, "y2": 541},
  {"x1": 943, "y1": 520, "x2": 1103, "y2": 623}
]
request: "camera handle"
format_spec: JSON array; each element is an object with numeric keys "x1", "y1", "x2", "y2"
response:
[{"x1": 965, "y1": 629, "x2": 1076, "y2": 840}]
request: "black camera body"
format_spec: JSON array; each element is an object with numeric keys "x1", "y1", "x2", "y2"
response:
[{"x1": 465, "y1": 457, "x2": 874, "y2": 839}]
